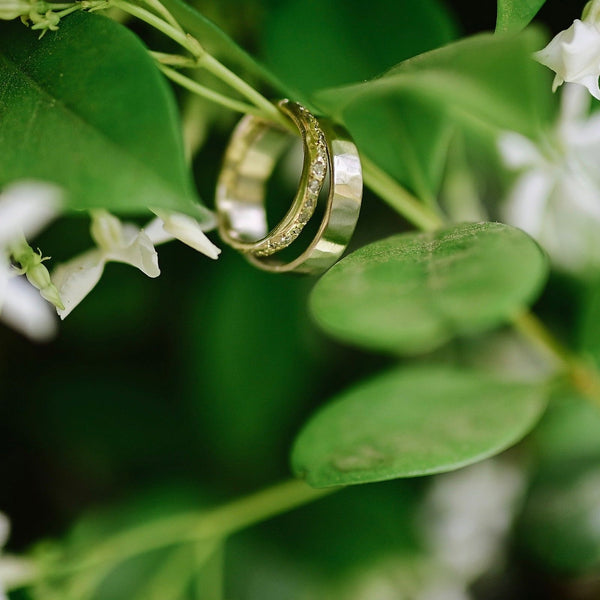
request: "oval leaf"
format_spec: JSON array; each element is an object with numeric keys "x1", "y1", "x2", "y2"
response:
[
  {"x1": 316, "y1": 29, "x2": 553, "y2": 139},
  {"x1": 496, "y1": 0, "x2": 547, "y2": 34},
  {"x1": 0, "y1": 13, "x2": 209, "y2": 218},
  {"x1": 310, "y1": 222, "x2": 548, "y2": 354},
  {"x1": 291, "y1": 366, "x2": 549, "y2": 488}
]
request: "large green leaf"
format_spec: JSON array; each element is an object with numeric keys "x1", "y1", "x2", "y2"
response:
[
  {"x1": 316, "y1": 29, "x2": 553, "y2": 140},
  {"x1": 261, "y1": 0, "x2": 457, "y2": 94},
  {"x1": 0, "y1": 12, "x2": 209, "y2": 218},
  {"x1": 291, "y1": 366, "x2": 548, "y2": 487},
  {"x1": 496, "y1": 0, "x2": 547, "y2": 34},
  {"x1": 310, "y1": 222, "x2": 548, "y2": 354}
]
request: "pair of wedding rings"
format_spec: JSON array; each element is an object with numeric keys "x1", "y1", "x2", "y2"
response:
[{"x1": 215, "y1": 100, "x2": 362, "y2": 275}]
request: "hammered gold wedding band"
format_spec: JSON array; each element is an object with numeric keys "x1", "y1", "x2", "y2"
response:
[{"x1": 215, "y1": 100, "x2": 362, "y2": 274}]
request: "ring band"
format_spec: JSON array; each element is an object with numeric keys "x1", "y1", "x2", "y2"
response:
[{"x1": 215, "y1": 100, "x2": 362, "y2": 274}]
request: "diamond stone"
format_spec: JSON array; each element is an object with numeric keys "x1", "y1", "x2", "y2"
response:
[
  {"x1": 312, "y1": 161, "x2": 326, "y2": 177},
  {"x1": 308, "y1": 179, "x2": 321, "y2": 194}
]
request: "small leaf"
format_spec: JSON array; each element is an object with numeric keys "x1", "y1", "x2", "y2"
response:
[
  {"x1": 291, "y1": 366, "x2": 548, "y2": 488},
  {"x1": 0, "y1": 13, "x2": 209, "y2": 218},
  {"x1": 316, "y1": 29, "x2": 553, "y2": 140},
  {"x1": 496, "y1": 0, "x2": 547, "y2": 34},
  {"x1": 310, "y1": 222, "x2": 548, "y2": 354}
]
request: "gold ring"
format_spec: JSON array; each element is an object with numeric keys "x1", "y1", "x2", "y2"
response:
[{"x1": 215, "y1": 100, "x2": 362, "y2": 274}]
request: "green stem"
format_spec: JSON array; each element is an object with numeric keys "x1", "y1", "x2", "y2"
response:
[
  {"x1": 158, "y1": 65, "x2": 261, "y2": 116},
  {"x1": 361, "y1": 155, "x2": 444, "y2": 231},
  {"x1": 39, "y1": 479, "x2": 334, "y2": 583},
  {"x1": 198, "y1": 53, "x2": 289, "y2": 130},
  {"x1": 513, "y1": 311, "x2": 600, "y2": 409},
  {"x1": 113, "y1": 0, "x2": 198, "y2": 54},
  {"x1": 150, "y1": 51, "x2": 197, "y2": 67},
  {"x1": 113, "y1": 0, "x2": 288, "y2": 129},
  {"x1": 140, "y1": 0, "x2": 183, "y2": 33}
]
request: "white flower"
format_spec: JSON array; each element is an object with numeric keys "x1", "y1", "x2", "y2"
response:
[
  {"x1": 499, "y1": 83, "x2": 600, "y2": 275},
  {"x1": 0, "y1": 182, "x2": 61, "y2": 341},
  {"x1": 422, "y1": 459, "x2": 525, "y2": 583},
  {"x1": 534, "y1": 0, "x2": 600, "y2": 99},
  {"x1": 52, "y1": 210, "x2": 160, "y2": 319},
  {"x1": 0, "y1": 512, "x2": 36, "y2": 599},
  {"x1": 146, "y1": 209, "x2": 221, "y2": 259}
]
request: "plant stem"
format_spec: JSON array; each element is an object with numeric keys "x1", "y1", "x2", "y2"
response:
[
  {"x1": 513, "y1": 311, "x2": 600, "y2": 408},
  {"x1": 113, "y1": 0, "x2": 289, "y2": 128},
  {"x1": 42, "y1": 479, "x2": 335, "y2": 582},
  {"x1": 361, "y1": 155, "x2": 444, "y2": 231},
  {"x1": 113, "y1": 0, "x2": 198, "y2": 54},
  {"x1": 198, "y1": 53, "x2": 289, "y2": 130},
  {"x1": 158, "y1": 65, "x2": 261, "y2": 117},
  {"x1": 140, "y1": 0, "x2": 183, "y2": 33}
]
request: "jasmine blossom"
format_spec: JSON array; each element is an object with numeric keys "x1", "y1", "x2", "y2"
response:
[
  {"x1": 0, "y1": 182, "x2": 61, "y2": 341},
  {"x1": 147, "y1": 209, "x2": 221, "y2": 259},
  {"x1": 52, "y1": 210, "x2": 160, "y2": 319},
  {"x1": 499, "y1": 84, "x2": 600, "y2": 275},
  {"x1": 535, "y1": 0, "x2": 600, "y2": 98}
]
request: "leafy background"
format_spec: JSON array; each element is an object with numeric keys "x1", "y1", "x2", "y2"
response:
[{"x1": 2, "y1": 0, "x2": 600, "y2": 598}]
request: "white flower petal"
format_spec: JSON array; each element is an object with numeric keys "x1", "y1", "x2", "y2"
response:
[
  {"x1": 151, "y1": 211, "x2": 221, "y2": 259},
  {"x1": 498, "y1": 132, "x2": 543, "y2": 168},
  {"x1": 578, "y1": 72, "x2": 600, "y2": 100},
  {"x1": 1, "y1": 276, "x2": 57, "y2": 341},
  {"x1": 0, "y1": 260, "x2": 11, "y2": 310},
  {"x1": 535, "y1": 20, "x2": 600, "y2": 98},
  {"x1": 502, "y1": 169, "x2": 555, "y2": 238},
  {"x1": 423, "y1": 460, "x2": 525, "y2": 581},
  {"x1": 0, "y1": 182, "x2": 61, "y2": 246},
  {"x1": 0, "y1": 555, "x2": 36, "y2": 588},
  {"x1": 104, "y1": 229, "x2": 160, "y2": 278},
  {"x1": 52, "y1": 249, "x2": 106, "y2": 319},
  {"x1": 143, "y1": 217, "x2": 174, "y2": 246},
  {"x1": 558, "y1": 83, "x2": 590, "y2": 130}
]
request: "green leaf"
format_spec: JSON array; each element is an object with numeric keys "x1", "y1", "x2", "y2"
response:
[
  {"x1": 262, "y1": 0, "x2": 458, "y2": 94},
  {"x1": 496, "y1": 0, "x2": 547, "y2": 34},
  {"x1": 343, "y1": 92, "x2": 454, "y2": 206},
  {"x1": 316, "y1": 29, "x2": 553, "y2": 140},
  {"x1": 291, "y1": 365, "x2": 548, "y2": 487},
  {"x1": 310, "y1": 222, "x2": 548, "y2": 354},
  {"x1": 161, "y1": 0, "x2": 292, "y2": 97},
  {"x1": 0, "y1": 13, "x2": 209, "y2": 218}
]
